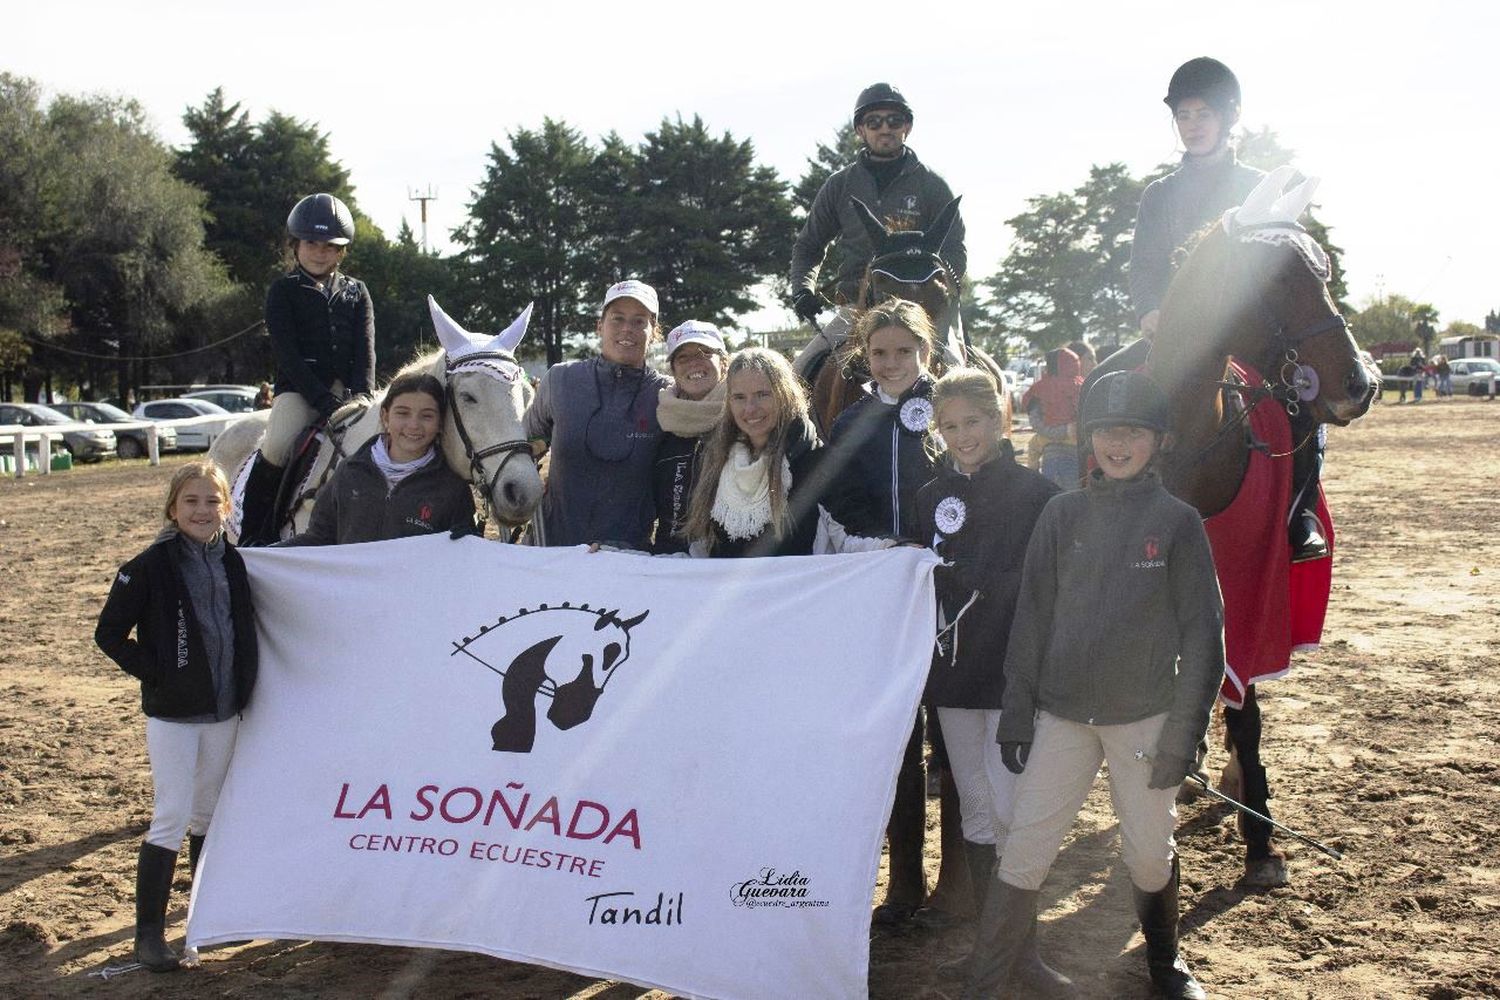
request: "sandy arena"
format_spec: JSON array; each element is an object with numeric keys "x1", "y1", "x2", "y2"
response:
[{"x1": 1, "y1": 398, "x2": 1496, "y2": 999}]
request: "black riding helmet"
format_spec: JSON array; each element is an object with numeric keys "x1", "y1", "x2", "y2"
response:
[
  {"x1": 287, "y1": 193, "x2": 356, "y2": 245},
  {"x1": 1080, "y1": 371, "x2": 1170, "y2": 435},
  {"x1": 853, "y1": 83, "x2": 913, "y2": 125},
  {"x1": 1163, "y1": 57, "x2": 1241, "y2": 115}
]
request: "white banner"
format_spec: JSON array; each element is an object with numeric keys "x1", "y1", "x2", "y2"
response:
[{"x1": 187, "y1": 537, "x2": 938, "y2": 1000}]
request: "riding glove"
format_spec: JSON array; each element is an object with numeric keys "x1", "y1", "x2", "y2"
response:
[
  {"x1": 1147, "y1": 750, "x2": 1194, "y2": 790},
  {"x1": 1000, "y1": 741, "x2": 1031, "y2": 775},
  {"x1": 792, "y1": 289, "x2": 824, "y2": 322}
]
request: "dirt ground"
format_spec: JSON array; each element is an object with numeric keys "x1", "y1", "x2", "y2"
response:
[{"x1": 1, "y1": 397, "x2": 1496, "y2": 999}]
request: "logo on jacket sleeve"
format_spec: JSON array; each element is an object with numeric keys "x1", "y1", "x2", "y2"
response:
[{"x1": 452, "y1": 604, "x2": 650, "y2": 753}]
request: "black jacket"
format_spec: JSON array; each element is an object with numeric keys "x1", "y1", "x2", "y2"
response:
[
  {"x1": 95, "y1": 537, "x2": 258, "y2": 719},
  {"x1": 266, "y1": 267, "x2": 377, "y2": 414},
  {"x1": 651, "y1": 431, "x2": 703, "y2": 554},
  {"x1": 822, "y1": 378, "x2": 935, "y2": 539},
  {"x1": 915, "y1": 443, "x2": 1059, "y2": 708},
  {"x1": 708, "y1": 419, "x2": 826, "y2": 559},
  {"x1": 283, "y1": 437, "x2": 477, "y2": 546},
  {"x1": 789, "y1": 148, "x2": 966, "y2": 305}
]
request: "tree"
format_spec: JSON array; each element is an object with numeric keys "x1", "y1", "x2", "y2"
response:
[
  {"x1": 616, "y1": 115, "x2": 794, "y2": 323},
  {"x1": 175, "y1": 91, "x2": 358, "y2": 288},
  {"x1": 1411, "y1": 303, "x2": 1440, "y2": 354},
  {"x1": 1349, "y1": 294, "x2": 1431, "y2": 352},
  {"x1": 455, "y1": 119, "x2": 606, "y2": 366},
  {"x1": 983, "y1": 164, "x2": 1144, "y2": 353},
  {"x1": 346, "y1": 218, "x2": 461, "y2": 377}
]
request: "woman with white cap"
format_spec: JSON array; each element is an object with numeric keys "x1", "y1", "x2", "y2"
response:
[
  {"x1": 651, "y1": 320, "x2": 729, "y2": 554},
  {"x1": 523, "y1": 280, "x2": 672, "y2": 549}
]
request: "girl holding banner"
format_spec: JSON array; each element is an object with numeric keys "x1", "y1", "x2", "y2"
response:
[{"x1": 95, "y1": 461, "x2": 260, "y2": 973}]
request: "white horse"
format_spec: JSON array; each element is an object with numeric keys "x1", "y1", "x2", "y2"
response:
[{"x1": 211, "y1": 296, "x2": 543, "y2": 543}]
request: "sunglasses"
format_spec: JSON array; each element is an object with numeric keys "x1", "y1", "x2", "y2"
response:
[{"x1": 860, "y1": 113, "x2": 909, "y2": 130}]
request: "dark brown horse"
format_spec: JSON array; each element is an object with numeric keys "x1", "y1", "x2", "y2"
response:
[
  {"x1": 1097, "y1": 168, "x2": 1375, "y2": 885},
  {"x1": 794, "y1": 196, "x2": 1006, "y2": 926},
  {"x1": 800, "y1": 196, "x2": 1011, "y2": 441}
]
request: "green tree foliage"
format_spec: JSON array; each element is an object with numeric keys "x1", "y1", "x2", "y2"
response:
[
  {"x1": 1349, "y1": 294, "x2": 1435, "y2": 351},
  {"x1": 456, "y1": 118, "x2": 608, "y2": 367},
  {"x1": 619, "y1": 115, "x2": 794, "y2": 323},
  {"x1": 0, "y1": 75, "x2": 234, "y2": 398},
  {"x1": 176, "y1": 89, "x2": 358, "y2": 289},
  {"x1": 458, "y1": 116, "x2": 793, "y2": 365},
  {"x1": 348, "y1": 218, "x2": 461, "y2": 377},
  {"x1": 985, "y1": 165, "x2": 1144, "y2": 353}
]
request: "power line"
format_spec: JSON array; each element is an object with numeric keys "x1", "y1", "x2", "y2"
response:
[{"x1": 22, "y1": 320, "x2": 265, "y2": 362}]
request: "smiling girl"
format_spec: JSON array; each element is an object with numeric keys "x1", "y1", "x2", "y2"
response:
[
  {"x1": 680, "y1": 348, "x2": 825, "y2": 557},
  {"x1": 282, "y1": 372, "x2": 476, "y2": 545},
  {"x1": 651, "y1": 321, "x2": 729, "y2": 554},
  {"x1": 96, "y1": 461, "x2": 259, "y2": 972},
  {"x1": 911, "y1": 369, "x2": 1066, "y2": 989}
]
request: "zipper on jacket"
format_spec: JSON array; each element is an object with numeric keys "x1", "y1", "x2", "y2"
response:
[{"x1": 890, "y1": 422, "x2": 900, "y2": 535}]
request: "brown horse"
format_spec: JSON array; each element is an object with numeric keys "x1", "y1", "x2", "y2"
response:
[
  {"x1": 1096, "y1": 168, "x2": 1375, "y2": 885},
  {"x1": 801, "y1": 196, "x2": 1011, "y2": 441},
  {"x1": 794, "y1": 196, "x2": 1006, "y2": 927}
]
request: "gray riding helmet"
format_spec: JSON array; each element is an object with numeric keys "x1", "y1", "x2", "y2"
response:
[{"x1": 1080, "y1": 371, "x2": 1170, "y2": 435}]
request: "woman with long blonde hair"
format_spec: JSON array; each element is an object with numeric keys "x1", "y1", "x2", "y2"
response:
[{"x1": 681, "y1": 348, "x2": 825, "y2": 557}]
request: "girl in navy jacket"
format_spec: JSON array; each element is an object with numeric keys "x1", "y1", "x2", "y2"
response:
[{"x1": 96, "y1": 461, "x2": 258, "y2": 972}]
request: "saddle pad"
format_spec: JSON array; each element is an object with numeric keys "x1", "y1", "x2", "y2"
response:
[{"x1": 1203, "y1": 360, "x2": 1334, "y2": 708}]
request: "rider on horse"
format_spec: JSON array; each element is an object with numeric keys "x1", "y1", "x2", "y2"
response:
[
  {"x1": 789, "y1": 83, "x2": 967, "y2": 343},
  {"x1": 1111, "y1": 56, "x2": 1330, "y2": 562}
]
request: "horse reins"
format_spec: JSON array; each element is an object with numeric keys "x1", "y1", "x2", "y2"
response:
[{"x1": 444, "y1": 349, "x2": 534, "y2": 520}]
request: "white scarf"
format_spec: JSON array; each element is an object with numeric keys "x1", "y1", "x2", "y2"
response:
[
  {"x1": 711, "y1": 442, "x2": 793, "y2": 541},
  {"x1": 657, "y1": 381, "x2": 727, "y2": 437},
  {"x1": 372, "y1": 435, "x2": 437, "y2": 490}
]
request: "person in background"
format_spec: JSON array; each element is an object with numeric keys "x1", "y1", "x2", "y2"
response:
[
  {"x1": 524, "y1": 280, "x2": 670, "y2": 549},
  {"x1": 95, "y1": 461, "x2": 258, "y2": 973},
  {"x1": 1021, "y1": 347, "x2": 1084, "y2": 489}
]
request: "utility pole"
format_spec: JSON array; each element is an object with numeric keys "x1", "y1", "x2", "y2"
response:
[{"x1": 408, "y1": 185, "x2": 438, "y2": 253}]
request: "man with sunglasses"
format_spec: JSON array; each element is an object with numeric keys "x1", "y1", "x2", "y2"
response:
[{"x1": 789, "y1": 83, "x2": 966, "y2": 326}]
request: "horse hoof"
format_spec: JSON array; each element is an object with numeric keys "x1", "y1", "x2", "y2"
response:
[{"x1": 1241, "y1": 855, "x2": 1289, "y2": 889}]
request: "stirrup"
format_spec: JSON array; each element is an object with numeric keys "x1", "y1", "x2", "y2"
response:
[{"x1": 1290, "y1": 509, "x2": 1329, "y2": 562}]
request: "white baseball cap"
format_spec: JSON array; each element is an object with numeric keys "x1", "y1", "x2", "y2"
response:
[
  {"x1": 665, "y1": 320, "x2": 727, "y2": 360},
  {"x1": 602, "y1": 279, "x2": 659, "y2": 318}
]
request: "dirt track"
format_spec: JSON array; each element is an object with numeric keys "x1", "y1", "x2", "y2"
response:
[{"x1": 1, "y1": 398, "x2": 1496, "y2": 999}]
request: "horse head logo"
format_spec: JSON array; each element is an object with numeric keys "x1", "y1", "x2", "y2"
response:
[{"x1": 451, "y1": 603, "x2": 650, "y2": 753}]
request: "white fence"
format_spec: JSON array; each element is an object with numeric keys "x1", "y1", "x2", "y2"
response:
[{"x1": 0, "y1": 414, "x2": 240, "y2": 478}]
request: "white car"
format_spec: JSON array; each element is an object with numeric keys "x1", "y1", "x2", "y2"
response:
[
  {"x1": 134, "y1": 398, "x2": 236, "y2": 451},
  {"x1": 185, "y1": 386, "x2": 260, "y2": 414},
  {"x1": 1448, "y1": 357, "x2": 1500, "y2": 395}
]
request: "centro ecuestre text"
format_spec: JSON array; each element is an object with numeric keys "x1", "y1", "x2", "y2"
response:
[{"x1": 333, "y1": 781, "x2": 641, "y2": 879}]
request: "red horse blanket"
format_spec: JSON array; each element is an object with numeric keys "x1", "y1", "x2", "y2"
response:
[{"x1": 1202, "y1": 361, "x2": 1333, "y2": 708}]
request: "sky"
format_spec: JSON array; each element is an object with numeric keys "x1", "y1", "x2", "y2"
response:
[{"x1": 5, "y1": 1, "x2": 1497, "y2": 336}]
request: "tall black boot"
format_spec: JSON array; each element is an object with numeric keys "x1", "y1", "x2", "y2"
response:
[
  {"x1": 874, "y1": 719, "x2": 927, "y2": 925},
  {"x1": 1133, "y1": 858, "x2": 1206, "y2": 1000},
  {"x1": 134, "y1": 842, "x2": 180, "y2": 973},
  {"x1": 188, "y1": 834, "x2": 205, "y2": 878},
  {"x1": 1287, "y1": 424, "x2": 1328, "y2": 562},
  {"x1": 961, "y1": 878, "x2": 1039, "y2": 1000},
  {"x1": 237, "y1": 452, "x2": 283, "y2": 547},
  {"x1": 938, "y1": 840, "x2": 999, "y2": 979}
]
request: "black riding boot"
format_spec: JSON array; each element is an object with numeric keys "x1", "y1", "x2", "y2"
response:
[
  {"x1": 939, "y1": 840, "x2": 999, "y2": 979},
  {"x1": 134, "y1": 842, "x2": 180, "y2": 973},
  {"x1": 961, "y1": 878, "x2": 1039, "y2": 999},
  {"x1": 1133, "y1": 859, "x2": 1206, "y2": 1000},
  {"x1": 188, "y1": 833, "x2": 205, "y2": 878},
  {"x1": 875, "y1": 719, "x2": 927, "y2": 925},
  {"x1": 1287, "y1": 420, "x2": 1328, "y2": 562},
  {"x1": 237, "y1": 452, "x2": 283, "y2": 547}
]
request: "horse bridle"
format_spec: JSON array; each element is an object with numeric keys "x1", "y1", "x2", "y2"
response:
[{"x1": 444, "y1": 350, "x2": 535, "y2": 518}]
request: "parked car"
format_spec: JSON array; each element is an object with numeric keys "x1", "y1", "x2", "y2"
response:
[
  {"x1": 1449, "y1": 357, "x2": 1500, "y2": 395},
  {"x1": 133, "y1": 398, "x2": 236, "y2": 451},
  {"x1": 46, "y1": 401, "x2": 177, "y2": 458},
  {"x1": 185, "y1": 386, "x2": 259, "y2": 413},
  {"x1": 0, "y1": 402, "x2": 117, "y2": 462}
]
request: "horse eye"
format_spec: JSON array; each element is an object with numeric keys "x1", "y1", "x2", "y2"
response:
[{"x1": 461, "y1": 391, "x2": 478, "y2": 404}]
